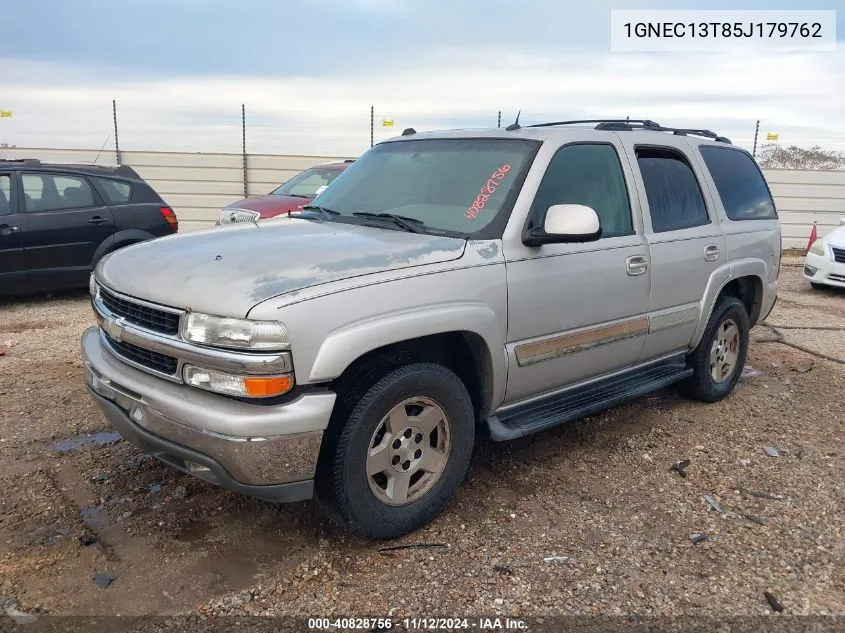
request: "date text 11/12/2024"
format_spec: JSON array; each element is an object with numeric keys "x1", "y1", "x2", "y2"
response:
[{"x1": 307, "y1": 616, "x2": 528, "y2": 630}]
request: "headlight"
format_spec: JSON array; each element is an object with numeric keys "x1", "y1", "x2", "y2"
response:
[
  {"x1": 183, "y1": 365, "x2": 293, "y2": 398},
  {"x1": 89, "y1": 273, "x2": 98, "y2": 299},
  {"x1": 808, "y1": 239, "x2": 826, "y2": 257},
  {"x1": 181, "y1": 313, "x2": 289, "y2": 350}
]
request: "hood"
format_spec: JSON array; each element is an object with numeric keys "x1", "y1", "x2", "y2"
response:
[
  {"x1": 97, "y1": 218, "x2": 467, "y2": 317},
  {"x1": 824, "y1": 222, "x2": 845, "y2": 246},
  {"x1": 226, "y1": 194, "x2": 311, "y2": 218}
]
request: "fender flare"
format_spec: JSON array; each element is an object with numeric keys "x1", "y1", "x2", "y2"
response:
[
  {"x1": 690, "y1": 258, "x2": 768, "y2": 349},
  {"x1": 307, "y1": 302, "x2": 507, "y2": 409},
  {"x1": 91, "y1": 229, "x2": 156, "y2": 266}
]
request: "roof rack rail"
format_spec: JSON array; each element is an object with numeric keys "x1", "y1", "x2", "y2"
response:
[
  {"x1": 522, "y1": 118, "x2": 731, "y2": 144},
  {"x1": 528, "y1": 119, "x2": 661, "y2": 129},
  {"x1": 0, "y1": 158, "x2": 43, "y2": 165}
]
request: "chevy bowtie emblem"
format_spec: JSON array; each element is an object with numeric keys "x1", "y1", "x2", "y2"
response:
[{"x1": 108, "y1": 316, "x2": 127, "y2": 342}]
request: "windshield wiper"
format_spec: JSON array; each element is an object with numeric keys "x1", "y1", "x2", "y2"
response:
[
  {"x1": 301, "y1": 205, "x2": 341, "y2": 220},
  {"x1": 352, "y1": 212, "x2": 425, "y2": 233}
]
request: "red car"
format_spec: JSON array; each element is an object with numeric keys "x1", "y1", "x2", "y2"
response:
[{"x1": 217, "y1": 160, "x2": 353, "y2": 225}]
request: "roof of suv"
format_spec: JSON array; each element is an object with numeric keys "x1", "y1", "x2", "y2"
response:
[
  {"x1": 384, "y1": 119, "x2": 738, "y2": 150},
  {"x1": 0, "y1": 158, "x2": 143, "y2": 180}
]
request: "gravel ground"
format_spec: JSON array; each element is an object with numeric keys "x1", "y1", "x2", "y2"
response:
[{"x1": 1, "y1": 263, "x2": 843, "y2": 622}]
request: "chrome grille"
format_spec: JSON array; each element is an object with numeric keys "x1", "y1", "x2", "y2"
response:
[
  {"x1": 219, "y1": 208, "x2": 260, "y2": 224},
  {"x1": 103, "y1": 332, "x2": 178, "y2": 375},
  {"x1": 832, "y1": 247, "x2": 845, "y2": 264},
  {"x1": 99, "y1": 286, "x2": 180, "y2": 335}
]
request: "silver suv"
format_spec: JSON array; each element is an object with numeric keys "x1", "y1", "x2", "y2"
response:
[{"x1": 82, "y1": 119, "x2": 780, "y2": 538}]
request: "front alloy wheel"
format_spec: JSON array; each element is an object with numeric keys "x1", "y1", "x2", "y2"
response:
[
  {"x1": 315, "y1": 362, "x2": 475, "y2": 539},
  {"x1": 366, "y1": 397, "x2": 452, "y2": 506}
]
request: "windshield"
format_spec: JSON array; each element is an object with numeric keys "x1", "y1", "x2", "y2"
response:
[
  {"x1": 308, "y1": 138, "x2": 538, "y2": 236},
  {"x1": 271, "y1": 166, "x2": 344, "y2": 198}
]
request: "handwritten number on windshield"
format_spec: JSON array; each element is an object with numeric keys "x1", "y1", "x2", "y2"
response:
[{"x1": 465, "y1": 164, "x2": 511, "y2": 220}]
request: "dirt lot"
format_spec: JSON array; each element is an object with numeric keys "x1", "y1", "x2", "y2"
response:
[{"x1": 1, "y1": 262, "x2": 843, "y2": 622}]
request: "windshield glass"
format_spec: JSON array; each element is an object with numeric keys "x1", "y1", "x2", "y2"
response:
[
  {"x1": 271, "y1": 166, "x2": 344, "y2": 198},
  {"x1": 309, "y1": 138, "x2": 538, "y2": 235}
]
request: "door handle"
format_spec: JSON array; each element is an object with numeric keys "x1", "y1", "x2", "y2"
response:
[
  {"x1": 704, "y1": 244, "x2": 721, "y2": 262},
  {"x1": 88, "y1": 216, "x2": 109, "y2": 225},
  {"x1": 626, "y1": 255, "x2": 649, "y2": 276},
  {"x1": 0, "y1": 224, "x2": 19, "y2": 236}
]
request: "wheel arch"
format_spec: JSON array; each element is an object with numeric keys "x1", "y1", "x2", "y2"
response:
[
  {"x1": 691, "y1": 259, "x2": 766, "y2": 349},
  {"x1": 312, "y1": 305, "x2": 504, "y2": 422},
  {"x1": 91, "y1": 229, "x2": 156, "y2": 267}
]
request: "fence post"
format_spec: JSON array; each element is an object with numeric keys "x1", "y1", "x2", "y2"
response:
[
  {"x1": 112, "y1": 99, "x2": 121, "y2": 165},
  {"x1": 370, "y1": 105, "x2": 374, "y2": 148},
  {"x1": 242, "y1": 104, "x2": 248, "y2": 198},
  {"x1": 752, "y1": 120, "x2": 760, "y2": 158}
]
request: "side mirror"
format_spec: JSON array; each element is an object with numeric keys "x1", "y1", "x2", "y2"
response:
[{"x1": 523, "y1": 204, "x2": 602, "y2": 246}]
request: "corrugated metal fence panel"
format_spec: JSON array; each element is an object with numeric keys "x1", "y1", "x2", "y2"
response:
[
  {"x1": 762, "y1": 169, "x2": 845, "y2": 249},
  {"x1": 4, "y1": 148, "x2": 842, "y2": 240}
]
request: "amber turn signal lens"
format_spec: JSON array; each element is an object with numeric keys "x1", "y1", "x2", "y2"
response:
[{"x1": 243, "y1": 374, "x2": 294, "y2": 397}]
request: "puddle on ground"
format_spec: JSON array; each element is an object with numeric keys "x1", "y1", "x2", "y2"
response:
[
  {"x1": 175, "y1": 519, "x2": 212, "y2": 542},
  {"x1": 50, "y1": 431, "x2": 122, "y2": 453}
]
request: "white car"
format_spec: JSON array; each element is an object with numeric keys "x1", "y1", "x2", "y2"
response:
[{"x1": 804, "y1": 219, "x2": 845, "y2": 289}]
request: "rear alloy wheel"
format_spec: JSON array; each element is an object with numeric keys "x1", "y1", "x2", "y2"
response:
[
  {"x1": 315, "y1": 363, "x2": 474, "y2": 539},
  {"x1": 708, "y1": 318, "x2": 740, "y2": 384},
  {"x1": 679, "y1": 296, "x2": 749, "y2": 402}
]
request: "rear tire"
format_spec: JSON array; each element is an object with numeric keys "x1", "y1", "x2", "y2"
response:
[
  {"x1": 679, "y1": 297, "x2": 749, "y2": 403},
  {"x1": 315, "y1": 362, "x2": 475, "y2": 539}
]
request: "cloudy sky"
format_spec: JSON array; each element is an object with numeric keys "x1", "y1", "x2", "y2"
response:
[{"x1": 2, "y1": 0, "x2": 843, "y2": 156}]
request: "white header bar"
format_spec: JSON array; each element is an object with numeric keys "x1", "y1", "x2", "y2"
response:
[{"x1": 610, "y1": 10, "x2": 837, "y2": 52}]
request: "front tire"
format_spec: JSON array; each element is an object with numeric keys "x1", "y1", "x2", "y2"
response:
[
  {"x1": 315, "y1": 363, "x2": 475, "y2": 539},
  {"x1": 679, "y1": 297, "x2": 749, "y2": 403}
]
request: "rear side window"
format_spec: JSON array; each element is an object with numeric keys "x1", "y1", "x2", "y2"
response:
[
  {"x1": 22, "y1": 173, "x2": 96, "y2": 212},
  {"x1": 0, "y1": 175, "x2": 10, "y2": 214},
  {"x1": 531, "y1": 143, "x2": 633, "y2": 237},
  {"x1": 699, "y1": 146, "x2": 776, "y2": 220},
  {"x1": 636, "y1": 148, "x2": 709, "y2": 233},
  {"x1": 95, "y1": 177, "x2": 133, "y2": 204}
]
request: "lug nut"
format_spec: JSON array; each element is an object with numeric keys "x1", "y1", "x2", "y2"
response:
[
  {"x1": 402, "y1": 460, "x2": 411, "y2": 470},
  {"x1": 392, "y1": 455, "x2": 400, "y2": 466},
  {"x1": 415, "y1": 433, "x2": 423, "y2": 443},
  {"x1": 414, "y1": 449, "x2": 422, "y2": 459},
  {"x1": 392, "y1": 439, "x2": 401, "y2": 449},
  {"x1": 404, "y1": 429, "x2": 412, "y2": 438}
]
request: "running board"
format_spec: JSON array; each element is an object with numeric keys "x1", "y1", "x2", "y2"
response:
[{"x1": 486, "y1": 358, "x2": 692, "y2": 441}]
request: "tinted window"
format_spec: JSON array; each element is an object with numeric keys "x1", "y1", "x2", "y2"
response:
[
  {"x1": 530, "y1": 144, "x2": 633, "y2": 237},
  {"x1": 0, "y1": 175, "x2": 10, "y2": 214},
  {"x1": 699, "y1": 146, "x2": 776, "y2": 220},
  {"x1": 272, "y1": 167, "x2": 343, "y2": 198},
  {"x1": 95, "y1": 177, "x2": 132, "y2": 204},
  {"x1": 637, "y1": 148, "x2": 709, "y2": 233},
  {"x1": 22, "y1": 173, "x2": 95, "y2": 212}
]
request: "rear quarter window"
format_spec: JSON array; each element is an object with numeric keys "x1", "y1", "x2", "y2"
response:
[
  {"x1": 699, "y1": 146, "x2": 776, "y2": 221},
  {"x1": 94, "y1": 177, "x2": 133, "y2": 205}
]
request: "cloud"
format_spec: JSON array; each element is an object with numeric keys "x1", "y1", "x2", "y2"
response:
[{"x1": 2, "y1": 48, "x2": 844, "y2": 155}]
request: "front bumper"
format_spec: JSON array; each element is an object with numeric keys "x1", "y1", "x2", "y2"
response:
[
  {"x1": 804, "y1": 250, "x2": 845, "y2": 289},
  {"x1": 82, "y1": 326, "x2": 336, "y2": 501}
]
